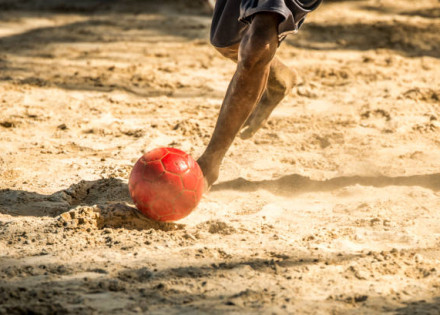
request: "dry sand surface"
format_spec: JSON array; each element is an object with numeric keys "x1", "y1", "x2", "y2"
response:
[{"x1": 1, "y1": 0, "x2": 440, "y2": 313}]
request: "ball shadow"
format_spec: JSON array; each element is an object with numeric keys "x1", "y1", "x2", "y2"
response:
[{"x1": 0, "y1": 177, "x2": 183, "y2": 231}]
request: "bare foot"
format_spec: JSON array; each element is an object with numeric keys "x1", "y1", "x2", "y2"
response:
[{"x1": 240, "y1": 63, "x2": 298, "y2": 139}]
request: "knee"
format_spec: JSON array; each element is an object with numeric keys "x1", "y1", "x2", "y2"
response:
[
  {"x1": 238, "y1": 13, "x2": 281, "y2": 71},
  {"x1": 239, "y1": 32, "x2": 277, "y2": 71},
  {"x1": 215, "y1": 45, "x2": 239, "y2": 61}
]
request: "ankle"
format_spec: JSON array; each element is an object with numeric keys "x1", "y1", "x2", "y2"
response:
[{"x1": 197, "y1": 156, "x2": 220, "y2": 187}]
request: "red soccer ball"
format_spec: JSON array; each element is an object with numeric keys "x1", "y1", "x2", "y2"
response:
[{"x1": 128, "y1": 147, "x2": 204, "y2": 222}]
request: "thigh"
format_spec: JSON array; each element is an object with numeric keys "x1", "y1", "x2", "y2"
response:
[
  {"x1": 238, "y1": 12, "x2": 281, "y2": 66},
  {"x1": 215, "y1": 12, "x2": 281, "y2": 62},
  {"x1": 215, "y1": 12, "x2": 280, "y2": 63}
]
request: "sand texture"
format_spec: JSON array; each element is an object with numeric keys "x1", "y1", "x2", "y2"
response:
[{"x1": 1, "y1": 0, "x2": 440, "y2": 313}]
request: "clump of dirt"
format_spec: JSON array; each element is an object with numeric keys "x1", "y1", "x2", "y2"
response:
[
  {"x1": 401, "y1": 88, "x2": 440, "y2": 103},
  {"x1": 197, "y1": 220, "x2": 237, "y2": 235},
  {"x1": 56, "y1": 204, "x2": 184, "y2": 231}
]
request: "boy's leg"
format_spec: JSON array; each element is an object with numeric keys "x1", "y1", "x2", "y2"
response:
[
  {"x1": 215, "y1": 44, "x2": 298, "y2": 140},
  {"x1": 197, "y1": 12, "x2": 282, "y2": 188},
  {"x1": 240, "y1": 57, "x2": 297, "y2": 139}
]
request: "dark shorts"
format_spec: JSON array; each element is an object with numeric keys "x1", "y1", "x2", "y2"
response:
[{"x1": 210, "y1": 0, "x2": 322, "y2": 48}]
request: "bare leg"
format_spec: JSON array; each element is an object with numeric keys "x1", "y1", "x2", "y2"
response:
[
  {"x1": 240, "y1": 58, "x2": 297, "y2": 139},
  {"x1": 213, "y1": 44, "x2": 298, "y2": 140},
  {"x1": 197, "y1": 12, "x2": 282, "y2": 188}
]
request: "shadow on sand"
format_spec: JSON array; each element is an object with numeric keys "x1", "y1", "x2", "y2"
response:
[
  {"x1": 0, "y1": 177, "x2": 131, "y2": 217},
  {"x1": 0, "y1": 250, "x2": 360, "y2": 313},
  {"x1": 1, "y1": 247, "x2": 439, "y2": 313},
  {"x1": 290, "y1": 19, "x2": 440, "y2": 58},
  {"x1": 0, "y1": 177, "x2": 185, "y2": 230},
  {"x1": 212, "y1": 173, "x2": 440, "y2": 196},
  {"x1": 0, "y1": 0, "x2": 213, "y2": 97}
]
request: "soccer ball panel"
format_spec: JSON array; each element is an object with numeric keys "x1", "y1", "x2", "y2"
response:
[
  {"x1": 161, "y1": 152, "x2": 189, "y2": 174},
  {"x1": 181, "y1": 170, "x2": 198, "y2": 191},
  {"x1": 143, "y1": 160, "x2": 165, "y2": 182},
  {"x1": 160, "y1": 172, "x2": 184, "y2": 195},
  {"x1": 195, "y1": 176, "x2": 204, "y2": 202},
  {"x1": 174, "y1": 190, "x2": 196, "y2": 217},
  {"x1": 150, "y1": 198, "x2": 175, "y2": 217},
  {"x1": 166, "y1": 147, "x2": 187, "y2": 156},
  {"x1": 144, "y1": 147, "x2": 169, "y2": 162}
]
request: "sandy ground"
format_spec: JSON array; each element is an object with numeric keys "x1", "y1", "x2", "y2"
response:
[{"x1": 1, "y1": 0, "x2": 440, "y2": 313}]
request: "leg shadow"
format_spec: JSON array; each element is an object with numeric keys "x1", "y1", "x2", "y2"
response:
[
  {"x1": 0, "y1": 177, "x2": 130, "y2": 217},
  {"x1": 211, "y1": 173, "x2": 440, "y2": 196},
  {"x1": 395, "y1": 297, "x2": 440, "y2": 314}
]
